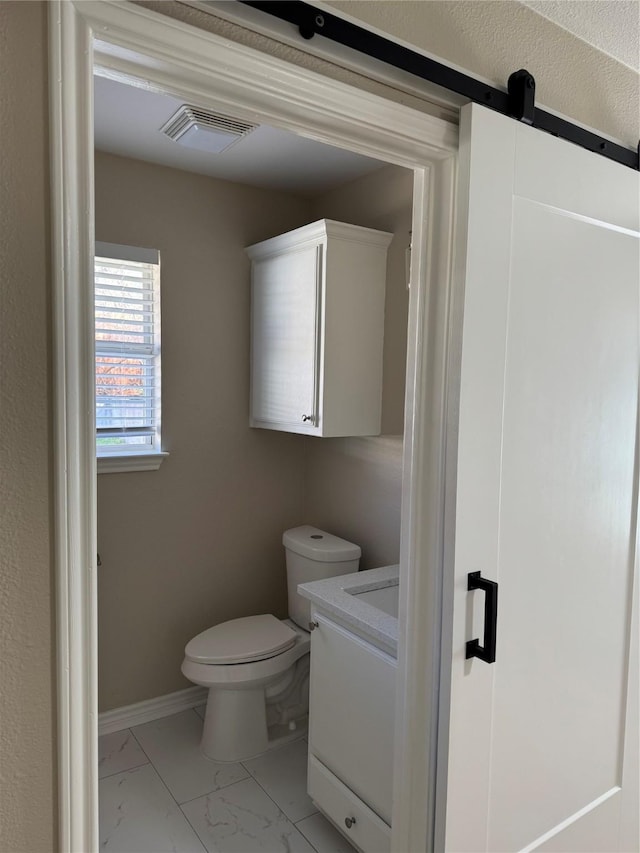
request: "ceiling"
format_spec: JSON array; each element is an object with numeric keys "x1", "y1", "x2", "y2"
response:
[
  {"x1": 521, "y1": 1, "x2": 639, "y2": 71},
  {"x1": 93, "y1": 76, "x2": 385, "y2": 197}
]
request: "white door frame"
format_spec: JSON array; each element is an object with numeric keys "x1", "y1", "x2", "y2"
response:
[{"x1": 49, "y1": 2, "x2": 459, "y2": 850}]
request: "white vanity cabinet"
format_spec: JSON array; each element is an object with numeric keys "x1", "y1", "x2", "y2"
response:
[
  {"x1": 246, "y1": 220, "x2": 392, "y2": 436},
  {"x1": 307, "y1": 611, "x2": 396, "y2": 852}
]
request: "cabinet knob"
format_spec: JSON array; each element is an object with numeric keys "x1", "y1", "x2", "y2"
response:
[
  {"x1": 309, "y1": 620, "x2": 319, "y2": 631},
  {"x1": 345, "y1": 817, "x2": 357, "y2": 829},
  {"x1": 301, "y1": 414, "x2": 312, "y2": 422}
]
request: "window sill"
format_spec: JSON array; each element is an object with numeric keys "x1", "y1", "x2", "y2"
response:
[{"x1": 97, "y1": 452, "x2": 169, "y2": 474}]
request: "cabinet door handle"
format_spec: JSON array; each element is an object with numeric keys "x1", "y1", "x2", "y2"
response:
[
  {"x1": 465, "y1": 571, "x2": 498, "y2": 664},
  {"x1": 302, "y1": 414, "x2": 313, "y2": 422},
  {"x1": 345, "y1": 817, "x2": 356, "y2": 829},
  {"x1": 309, "y1": 620, "x2": 319, "y2": 631}
]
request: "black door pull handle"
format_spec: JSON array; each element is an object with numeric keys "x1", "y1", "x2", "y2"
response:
[{"x1": 466, "y1": 571, "x2": 498, "y2": 664}]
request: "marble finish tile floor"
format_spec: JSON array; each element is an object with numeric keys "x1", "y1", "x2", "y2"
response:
[{"x1": 99, "y1": 709, "x2": 356, "y2": 853}]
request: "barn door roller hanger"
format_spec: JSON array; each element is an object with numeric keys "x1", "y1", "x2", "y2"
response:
[{"x1": 240, "y1": 0, "x2": 639, "y2": 171}]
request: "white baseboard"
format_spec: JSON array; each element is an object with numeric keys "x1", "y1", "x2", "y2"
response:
[{"x1": 98, "y1": 686, "x2": 208, "y2": 736}]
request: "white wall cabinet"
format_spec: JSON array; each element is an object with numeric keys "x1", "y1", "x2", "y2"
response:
[
  {"x1": 307, "y1": 611, "x2": 396, "y2": 852},
  {"x1": 246, "y1": 220, "x2": 392, "y2": 436}
]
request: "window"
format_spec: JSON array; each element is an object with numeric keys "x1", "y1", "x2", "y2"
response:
[{"x1": 95, "y1": 242, "x2": 166, "y2": 472}]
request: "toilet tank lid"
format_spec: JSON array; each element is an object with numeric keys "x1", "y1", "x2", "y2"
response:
[
  {"x1": 184, "y1": 614, "x2": 297, "y2": 665},
  {"x1": 282, "y1": 526, "x2": 361, "y2": 562}
]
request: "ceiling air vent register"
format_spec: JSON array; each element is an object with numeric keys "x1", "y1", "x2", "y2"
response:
[{"x1": 160, "y1": 105, "x2": 257, "y2": 154}]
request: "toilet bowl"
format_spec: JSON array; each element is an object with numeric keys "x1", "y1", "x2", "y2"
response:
[
  {"x1": 182, "y1": 616, "x2": 311, "y2": 762},
  {"x1": 181, "y1": 526, "x2": 361, "y2": 762}
]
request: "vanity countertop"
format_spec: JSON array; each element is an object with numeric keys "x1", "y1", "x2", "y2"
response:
[{"x1": 298, "y1": 563, "x2": 399, "y2": 657}]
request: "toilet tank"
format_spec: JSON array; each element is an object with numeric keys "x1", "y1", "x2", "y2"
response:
[{"x1": 283, "y1": 525, "x2": 361, "y2": 630}]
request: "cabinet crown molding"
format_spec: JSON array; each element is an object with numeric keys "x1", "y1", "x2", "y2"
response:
[{"x1": 246, "y1": 218, "x2": 393, "y2": 261}]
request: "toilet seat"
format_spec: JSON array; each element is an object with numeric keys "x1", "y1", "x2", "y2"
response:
[
  {"x1": 181, "y1": 620, "x2": 310, "y2": 692},
  {"x1": 184, "y1": 614, "x2": 297, "y2": 665}
]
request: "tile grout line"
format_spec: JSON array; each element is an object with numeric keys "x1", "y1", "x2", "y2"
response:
[
  {"x1": 102, "y1": 712, "x2": 326, "y2": 852},
  {"x1": 129, "y1": 710, "x2": 257, "y2": 808},
  {"x1": 237, "y1": 767, "x2": 322, "y2": 850},
  {"x1": 294, "y1": 811, "x2": 320, "y2": 826},
  {"x1": 177, "y1": 774, "x2": 255, "y2": 808},
  {"x1": 149, "y1": 709, "x2": 243, "y2": 851},
  {"x1": 127, "y1": 722, "x2": 208, "y2": 852},
  {"x1": 98, "y1": 757, "x2": 149, "y2": 782},
  {"x1": 239, "y1": 736, "x2": 326, "y2": 843},
  {"x1": 128, "y1": 725, "x2": 157, "y2": 772},
  {"x1": 172, "y1": 732, "x2": 309, "y2": 808},
  {"x1": 130, "y1": 708, "x2": 250, "y2": 801},
  {"x1": 293, "y1": 811, "x2": 326, "y2": 853},
  {"x1": 175, "y1": 774, "x2": 302, "y2": 853},
  {"x1": 98, "y1": 727, "x2": 152, "y2": 781},
  {"x1": 215, "y1": 731, "x2": 319, "y2": 839},
  {"x1": 99, "y1": 731, "x2": 208, "y2": 853},
  {"x1": 177, "y1": 799, "x2": 214, "y2": 853}
]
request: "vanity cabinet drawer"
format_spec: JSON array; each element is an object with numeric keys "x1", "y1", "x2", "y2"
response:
[{"x1": 308, "y1": 753, "x2": 391, "y2": 853}]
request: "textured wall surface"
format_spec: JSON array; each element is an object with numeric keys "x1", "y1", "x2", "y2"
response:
[
  {"x1": 324, "y1": 0, "x2": 639, "y2": 147},
  {"x1": 96, "y1": 154, "x2": 411, "y2": 707},
  {"x1": 96, "y1": 152, "x2": 312, "y2": 710},
  {"x1": 0, "y1": 2, "x2": 56, "y2": 851},
  {"x1": 522, "y1": 0, "x2": 639, "y2": 72}
]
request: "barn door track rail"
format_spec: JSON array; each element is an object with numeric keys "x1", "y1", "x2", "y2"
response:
[{"x1": 240, "y1": 0, "x2": 639, "y2": 171}]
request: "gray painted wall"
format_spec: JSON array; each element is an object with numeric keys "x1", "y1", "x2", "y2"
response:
[
  {"x1": 303, "y1": 166, "x2": 413, "y2": 570},
  {"x1": 96, "y1": 152, "x2": 312, "y2": 710},
  {"x1": 96, "y1": 154, "x2": 411, "y2": 710}
]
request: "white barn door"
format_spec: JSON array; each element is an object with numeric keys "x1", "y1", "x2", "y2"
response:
[{"x1": 444, "y1": 104, "x2": 639, "y2": 852}]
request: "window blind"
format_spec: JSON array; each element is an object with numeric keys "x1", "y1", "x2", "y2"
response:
[{"x1": 94, "y1": 244, "x2": 161, "y2": 453}]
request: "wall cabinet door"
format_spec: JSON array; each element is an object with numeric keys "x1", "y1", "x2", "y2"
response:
[
  {"x1": 251, "y1": 245, "x2": 320, "y2": 428},
  {"x1": 247, "y1": 220, "x2": 391, "y2": 437}
]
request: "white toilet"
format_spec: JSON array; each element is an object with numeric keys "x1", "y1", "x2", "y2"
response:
[{"x1": 181, "y1": 525, "x2": 361, "y2": 762}]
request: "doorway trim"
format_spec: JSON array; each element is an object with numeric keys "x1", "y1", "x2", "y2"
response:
[{"x1": 49, "y1": 3, "x2": 458, "y2": 850}]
